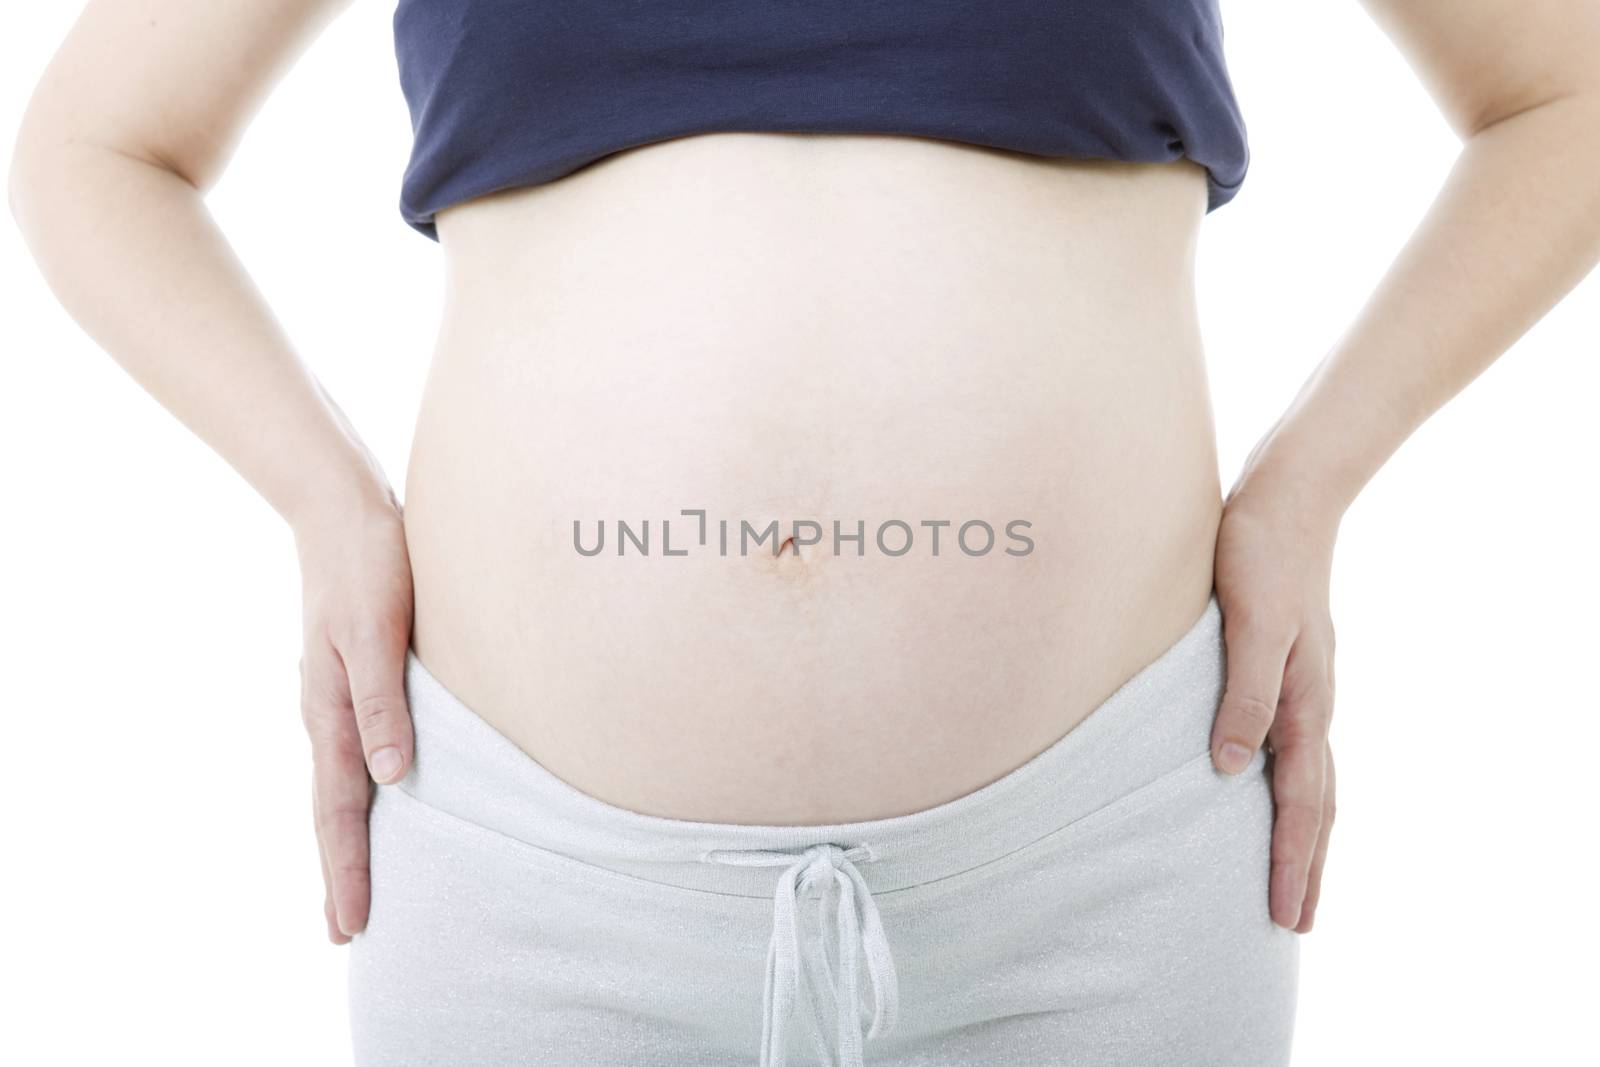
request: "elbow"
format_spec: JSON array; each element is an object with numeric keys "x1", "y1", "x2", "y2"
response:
[
  {"x1": 1552, "y1": 90, "x2": 1600, "y2": 229},
  {"x1": 1466, "y1": 86, "x2": 1600, "y2": 223},
  {"x1": 9, "y1": 126, "x2": 176, "y2": 251},
  {"x1": 8, "y1": 106, "x2": 67, "y2": 237},
  {"x1": 8, "y1": 96, "x2": 201, "y2": 242},
  {"x1": 7, "y1": 159, "x2": 58, "y2": 240},
  {"x1": 8, "y1": 84, "x2": 59, "y2": 227},
  {"x1": 7, "y1": 130, "x2": 40, "y2": 229},
  {"x1": 7, "y1": 127, "x2": 73, "y2": 281},
  {"x1": 7, "y1": 144, "x2": 58, "y2": 252},
  {"x1": 7, "y1": 131, "x2": 71, "y2": 250}
]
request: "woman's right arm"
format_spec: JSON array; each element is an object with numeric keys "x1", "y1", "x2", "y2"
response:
[{"x1": 10, "y1": 0, "x2": 415, "y2": 944}]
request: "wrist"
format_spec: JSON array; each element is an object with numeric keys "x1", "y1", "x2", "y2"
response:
[
  {"x1": 1235, "y1": 340, "x2": 1428, "y2": 530},
  {"x1": 1229, "y1": 420, "x2": 1356, "y2": 540},
  {"x1": 282, "y1": 459, "x2": 402, "y2": 551}
]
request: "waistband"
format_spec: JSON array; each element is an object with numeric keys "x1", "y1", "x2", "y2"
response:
[{"x1": 397, "y1": 592, "x2": 1227, "y2": 900}]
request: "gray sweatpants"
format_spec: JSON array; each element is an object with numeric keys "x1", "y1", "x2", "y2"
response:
[{"x1": 349, "y1": 594, "x2": 1299, "y2": 1065}]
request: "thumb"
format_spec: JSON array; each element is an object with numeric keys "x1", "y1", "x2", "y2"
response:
[
  {"x1": 1211, "y1": 609, "x2": 1292, "y2": 775},
  {"x1": 339, "y1": 620, "x2": 415, "y2": 785}
]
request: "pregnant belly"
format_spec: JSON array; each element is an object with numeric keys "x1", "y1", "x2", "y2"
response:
[{"x1": 402, "y1": 133, "x2": 1224, "y2": 824}]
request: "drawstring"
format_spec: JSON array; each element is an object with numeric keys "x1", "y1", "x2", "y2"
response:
[{"x1": 700, "y1": 842, "x2": 900, "y2": 1067}]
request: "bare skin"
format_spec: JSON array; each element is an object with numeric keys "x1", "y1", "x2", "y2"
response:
[
  {"x1": 407, "y1": 139, "x2": 1221, "y2": 827},
  {"x1": 11, "y1": 0, "x2": 1600, "y2": 960}
]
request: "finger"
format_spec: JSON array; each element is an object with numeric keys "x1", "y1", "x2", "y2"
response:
[
  {"x1": 304, "y1": 648, "x2": 375, "y2": 938},
  {"x1": 1264, "y1": 647, "x2": 1330, "y2": 929},
  {"x1": 1294, "y1": 744, "x2": 1336, "y2": 934},
  {"x1": 337, "y1": 618, "x2": 415, "y2": 786},
  {"x1": 1267, "y1": 733, "x2": 1323, "y2": 930},
  {"x1": 305, "y1": 655, "x2": 351, "y2": 943},
  {"x1": 316, "y1": 739, "x2": 373, "y2": 938},
  {"x1": 313, "y1": 777, "x2": 351, "y2": 945},
  {"x1": 1212, "y1": 608, "x2": 1294, "y2": 774},
  {"x1": 304, "y1": 654, "x2": 354, "y2": 944},
  {"x1": 320, "y1": 839, "x2": 349, "y2": 944}
]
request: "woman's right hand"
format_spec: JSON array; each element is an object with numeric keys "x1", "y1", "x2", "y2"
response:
[
  {"x1": 294, "y1": 491, "x2": 416, "y2": 944},
  {"x1": 10, "y1": 0, "x2": 413, "y2": 942}
]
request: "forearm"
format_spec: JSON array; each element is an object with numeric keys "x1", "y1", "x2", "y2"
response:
[
  {"x1": 1236, "y1": 91, "x2": 1600, "y2": 521},
  {"x1": 9, "y1": 140, "x2": 393, "y2": 534}
]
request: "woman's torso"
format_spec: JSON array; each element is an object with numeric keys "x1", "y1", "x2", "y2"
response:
[{"x1": 403, "y1": 132, "x2": 1223, "y2": 825}]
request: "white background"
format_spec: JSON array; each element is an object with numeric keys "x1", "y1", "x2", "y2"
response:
[{"x1": 3, "y1": 2, "x2": 1596, "y2": 1064}]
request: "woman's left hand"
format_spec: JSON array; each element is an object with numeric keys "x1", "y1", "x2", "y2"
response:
[{"x1": 1210, "y1": 462, "x2": 1342, "y2": 933}]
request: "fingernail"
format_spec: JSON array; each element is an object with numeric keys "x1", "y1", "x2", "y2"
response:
[
  {"x1": 370, "y1": 746, "x2": 404, "y2": 782},
  {"x1": 1217, "y1": 742, "x2": 1253, "y2": 774}
]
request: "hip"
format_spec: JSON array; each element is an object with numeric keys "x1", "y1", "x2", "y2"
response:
[{"x1": 350, "y1": 593, "x2": 1299, "y2": 1066}]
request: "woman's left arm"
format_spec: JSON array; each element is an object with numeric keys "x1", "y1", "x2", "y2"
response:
[{"x1": 1209, "y1": 0, "x2": 1600, "y2": 932}]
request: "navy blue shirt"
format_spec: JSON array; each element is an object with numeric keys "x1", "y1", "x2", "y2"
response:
[{"x1": 394, "y1": 0, "x2": 1249, "y2": 241}]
